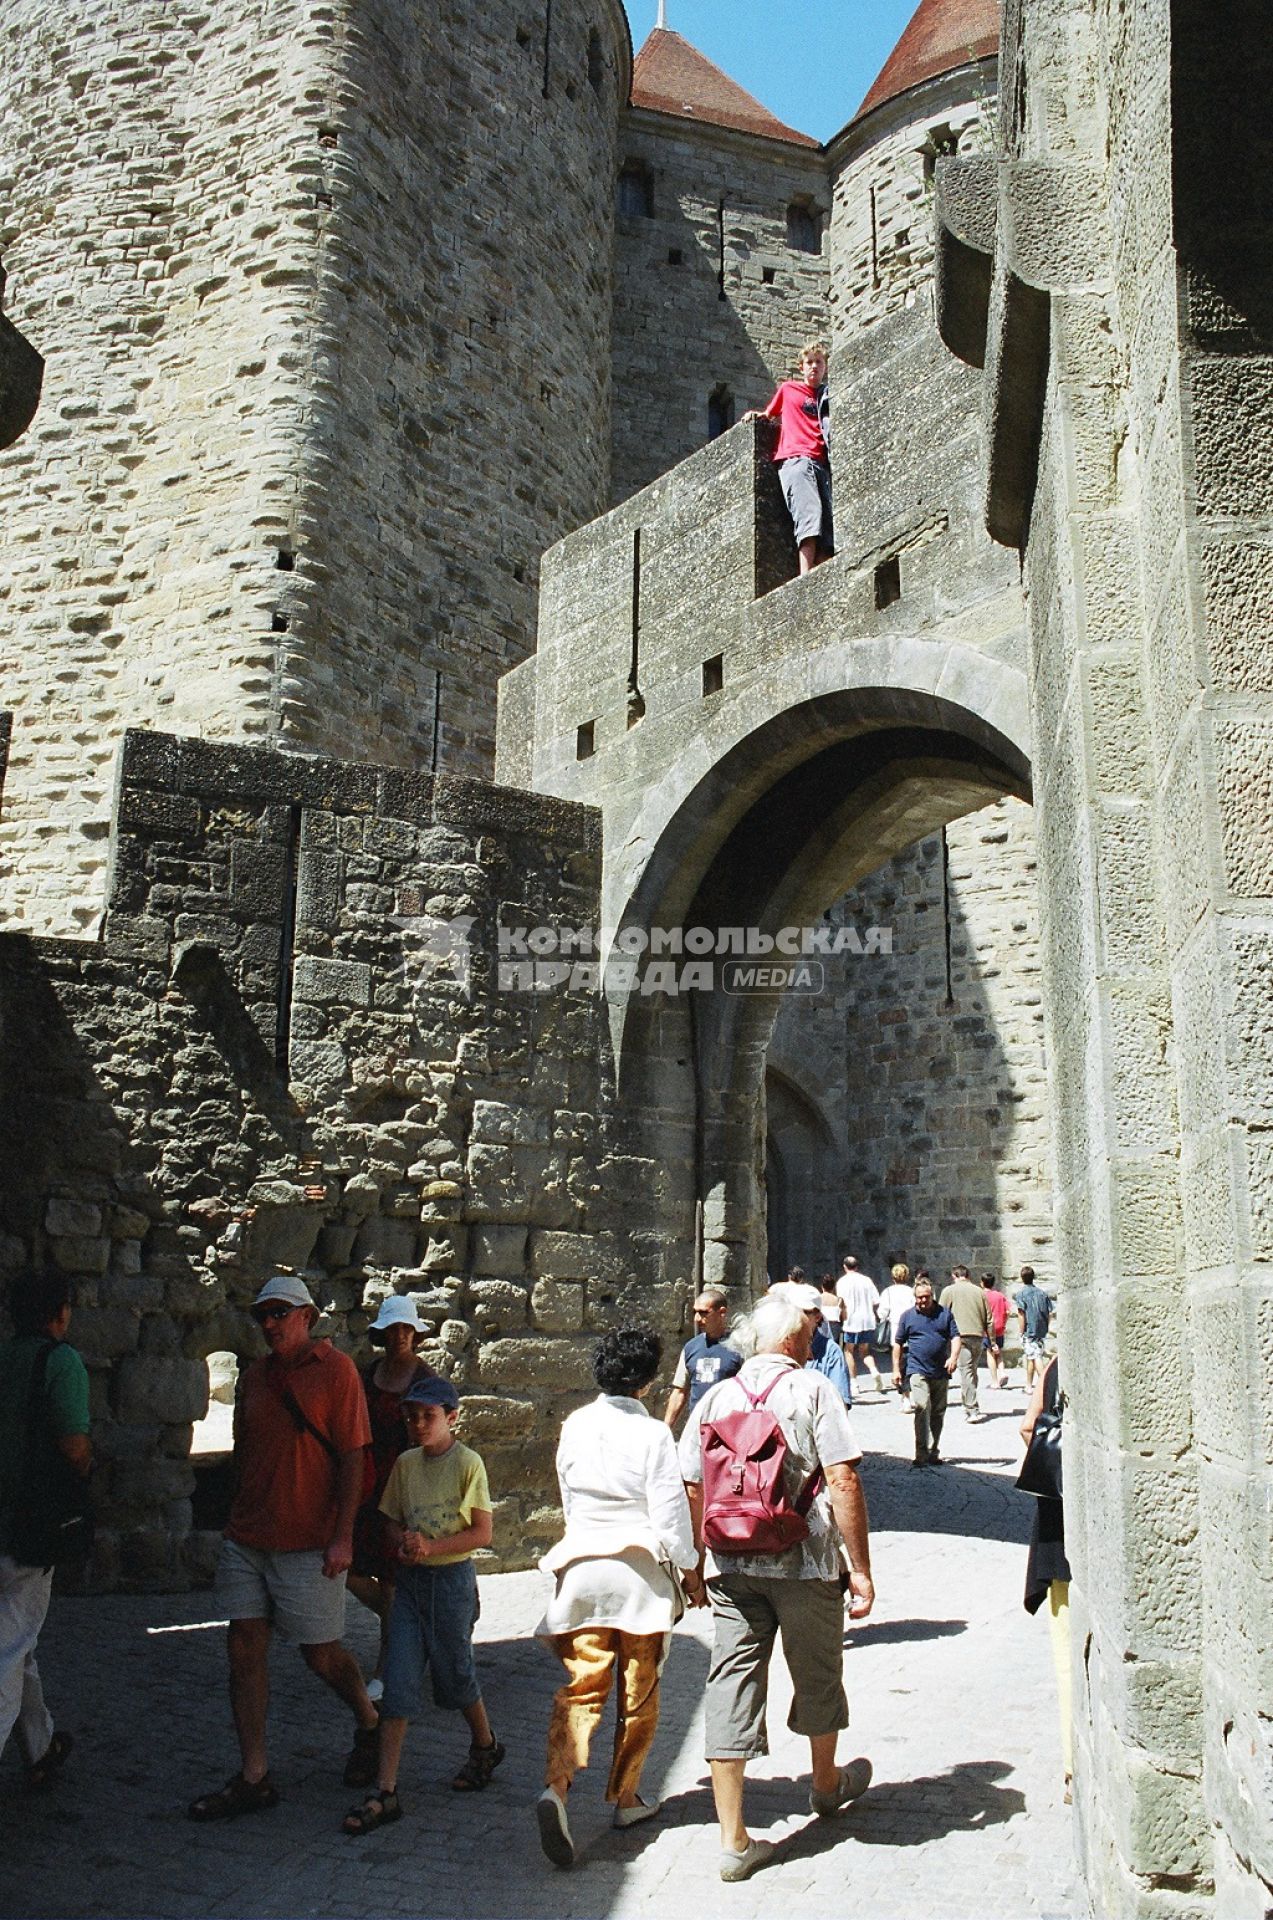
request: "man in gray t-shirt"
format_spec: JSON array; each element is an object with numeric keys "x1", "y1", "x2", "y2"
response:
[{"x1": 679, "y1": 1291, "x2": 875, "y2": 1883}]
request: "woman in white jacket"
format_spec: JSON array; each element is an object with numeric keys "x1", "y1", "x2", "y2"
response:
[{"x1": 534, "y1": 1326, "x2": 702, "y2": 1870}]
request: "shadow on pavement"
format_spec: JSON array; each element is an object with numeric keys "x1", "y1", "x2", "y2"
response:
[
  {"x1": 863, "y1": 1453, "x2": 1033, "y2": 1544},
  {"x1": 842, "y1": 1616, "x2": 968, "y2": 1647},
  {"x1": 775, "y1": 1759, "x2": 1026, "y2": 1860}
]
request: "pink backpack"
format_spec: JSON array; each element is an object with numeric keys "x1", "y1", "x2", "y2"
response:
[{"x1": 700, "y1": 1375, "x2": 825, "y2": 1554}]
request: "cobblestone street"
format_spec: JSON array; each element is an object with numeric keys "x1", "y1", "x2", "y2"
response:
[{"x1": 4, "y1": 1382, "x2": 1080, "y2": 1920}]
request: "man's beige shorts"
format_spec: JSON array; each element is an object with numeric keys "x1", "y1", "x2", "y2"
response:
[
  {"x1": 704, "y1": 1570, "x2": 849, "y2": 1758},
  {"x1": 216, "y1": 1537, "x2": 347, "y2": 1645}
]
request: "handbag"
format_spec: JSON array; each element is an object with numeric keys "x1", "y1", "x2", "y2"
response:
[
  {"x1": 874, "y1": 1317, "x2": 892, "y2": 1353},
  {"x1": 6, "y1": 1343, "x2": 94, "y2": 1570},
  {"x1": 1016, "y1": 1401, "x2": 1063, "y2": 1501}
]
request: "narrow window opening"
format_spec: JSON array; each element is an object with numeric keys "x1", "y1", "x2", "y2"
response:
[
  {"x1": 874, "y1": 555, "x2": 901, "y2": 609},
  {"x1": 314, "y1": 192, "x2": 332, "y2": 209},
  {"x1": 627, "y1": 527, "x2": 644, "y2": 729},
  {"x1": 869, "y1": 184, "x2": 880, "y2": 288},
  {"x1": 786, "y1": 200, "x2": 821, "y2": 255},
  {"x1": 275, "y1": 804, "x2": 302, "y2": 1071},
  {"x1": 895, "y1": 228, "x2": 911, "y2": 251},
  {"x1": 576, "y1": 720, "x2": 596, "y2": 761},
  {"x1": 922, "y1": 123, "x2": 959, "y2": 185},
  {"x1": 430, "y1": 668, "x2": 442, "y2": 773},
  {"x1": 516, "y1": 24, "x2": 532, "y2": 49},
  {"x1": 318, "y1": 127, "x2": 338, "y2": 148},
  {"x1": 587, "y1": 28, "x2": 604, "y2": 93},
  {"x1": 707, "y1": 385, "x2": 735, "y2": 441},
  {"x1": 617, "y1": 161, "x2": 654, "y2": 218},
  {"x1": 702, "y1": 654, "x2": 724, "y2": 697},
  {"x1": 542, "y1": 0, "x2": 553, "y2": 97},
  {"x1": 275, "y1": 549, "x2": 295, "y2": 571},
  {"x1": 762, "y1": 265, "x2": 776, "y2": 285},
  {"x1": 667, "y1": 247, "x2": 683, "y2": 266},
  {"x1": 271, "y1": 611, "x2": 290, "y2": 632}
]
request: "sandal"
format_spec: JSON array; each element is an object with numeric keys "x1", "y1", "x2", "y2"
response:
[
  {"x1": 342, "y1": 1788, "x2": 402, "y2": 1836},
  {"x1": 25, "y1": 1731, "x2": 73, "y2": 1793},
  {"x1": 342, "y1": 1719, "x2": 381, "y2": 1788},
  {"x1": 187, "y1": 1771, "x2": 280, "y2": 1822},
  {"x1": 451, "y1": 1735, "x2": 505, "y2": 1792}
]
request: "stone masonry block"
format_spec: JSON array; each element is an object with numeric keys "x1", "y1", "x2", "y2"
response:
[
  {"x1": 470, "y1": 1100, "x2": 550, "y2": 1147},
  {"x1": 1215, "y1": 718, "x2": 1273, "y2": 898},
  {"x1": 45, "y1": 1197, "x2": 103, "y2": 1237},
  {"x1": 477, "y1": 1337, "x2": 594, "y2": 1392},
  {"x1": 455, "y1": 1395, "x2": 537, "y2": 1444},
  {"x1": 116, "y1": 1357, "x2": 209, "y2": 1426},
  {"x1": 531, "y1": 1278, "x2": 585, "y2": 1333},
  {"x1": 292, "y1": 954, "x2": 371, "y2": 1007},
  {"x1": 529, "y1": 1231, "x2": 593, "y2": 1280},
  {"x1": 471, "y1": 1225, "x2": 529, "y2": 1277},
  {"x1": 468, "y1": 1281, "x2": 530, "y2": 1333},
  {"x1": 68, "y1": 1307, "x2": 141, "y2": 1361}
]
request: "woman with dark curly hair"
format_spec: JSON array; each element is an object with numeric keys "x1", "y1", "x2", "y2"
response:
[{"x1": 533, "y1": 1326, "x2": 702, "y2": 1870}]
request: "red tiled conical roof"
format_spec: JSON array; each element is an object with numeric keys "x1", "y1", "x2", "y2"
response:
[
  {"x1": 855, "y1": 0, "x2": 1000, "y2": 122},
  {"x1": 631, "y1": 28, "x2": 818, "y2": 149}
]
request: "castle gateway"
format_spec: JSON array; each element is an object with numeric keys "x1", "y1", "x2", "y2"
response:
[{"x1": 1, "y1": 2, "x2": 1270, "y2": 1913}]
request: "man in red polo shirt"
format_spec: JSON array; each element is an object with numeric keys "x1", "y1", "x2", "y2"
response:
[{"x1": 189, "y1": 1275, "x2": 379, "y2": 1820}]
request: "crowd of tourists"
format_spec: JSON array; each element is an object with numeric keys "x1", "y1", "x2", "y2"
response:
[{"x1": 0, "y1": 1251, "x2": 1064, "y2": 1882}]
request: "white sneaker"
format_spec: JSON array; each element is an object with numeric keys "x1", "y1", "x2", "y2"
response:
[
  {"x1": 720, "y1": 1838, "x2": 775, "y2": 1882},
  {"x1": 536, "y1": 1787, "x2": 574, "y2": 1869},
  {"x1": 612, "y1": 1796, "x2": 661, "y2": 1829}
]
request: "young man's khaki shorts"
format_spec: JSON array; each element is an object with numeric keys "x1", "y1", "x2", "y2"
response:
[
  {"x1": 704, "y1": 1570, "x2": 849, "y2": 1758},
  {"x1": 216, "y1": 1537, "x2": 347, "y2": 1645}
]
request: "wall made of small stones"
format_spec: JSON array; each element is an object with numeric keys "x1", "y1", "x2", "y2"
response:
[
  {"x1": 0, "y1": 0, "x2": 628, "y2": 937},
  {"x1": 770, "y1": 798, "x2": 1052, "y2": 1284},
  {"x1": 610, "y1": 113, "x2": 831, "y2": 504},
  {"x1": 0, "y1": 728, "x2": 685, "y2": 1589}
]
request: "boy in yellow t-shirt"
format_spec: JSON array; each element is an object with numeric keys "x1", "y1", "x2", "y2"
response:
[{"x1": 342, "y1": 1375, "x2": 500, "y2": 1835}]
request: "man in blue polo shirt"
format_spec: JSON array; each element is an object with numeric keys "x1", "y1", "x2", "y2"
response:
[
  {"x1": 891, "y1": 1277, "x2": 961, "y2": 1468},
  {"x1": 663, "y1": 1289, "x2": 743, "y2": 1431}
]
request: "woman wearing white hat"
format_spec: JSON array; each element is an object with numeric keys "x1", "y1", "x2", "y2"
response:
[{"x1": 349, "y1": 1297, "x2": 435, "y2": 1699}]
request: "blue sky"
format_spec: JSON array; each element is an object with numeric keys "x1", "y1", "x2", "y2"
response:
[{"x1": 621, "y1": 0, "x2": 922, "y2": 144}]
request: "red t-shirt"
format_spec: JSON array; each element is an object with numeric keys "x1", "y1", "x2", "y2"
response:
[
  {"x1": 227, "y1": 1340, "x2": 372, "y2": 1553},
  {"x1": 763, "y1": 380, "x2": 827, "y2": 463},
  {"x1": 984, "y1": 1289, "x2": 1011, "y2": 1339}
]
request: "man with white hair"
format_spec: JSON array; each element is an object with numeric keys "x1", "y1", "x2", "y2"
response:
[
  {"x1": 188, "y1": 1274, "x2": 379, "y2": 1820},
  {"x1": 679, "y1": 1291, "x2": 875, "y2": 1882}
]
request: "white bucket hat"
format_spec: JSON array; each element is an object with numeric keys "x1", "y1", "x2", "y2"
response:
[
  {"x1": 253, "y1": 1274, "x2": 317, "y2": 1311},
  {"x1": 368, "y1": 1295, "x2": 427, "y2": 1339}
]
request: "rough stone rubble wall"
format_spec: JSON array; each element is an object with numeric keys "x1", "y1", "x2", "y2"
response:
[
  {"x1": 0, "y1": 0, "x2": 626, "y2": 936},
  {"x1": 0, "y1": 730, "x2": 683, "y2": 1586}
]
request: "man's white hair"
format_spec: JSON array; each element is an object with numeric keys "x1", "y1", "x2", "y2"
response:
[{"x1": 732, "y1": 1292, "x2": 806, "y2": 1358}]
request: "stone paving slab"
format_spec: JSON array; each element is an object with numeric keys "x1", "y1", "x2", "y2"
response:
[{"x1": 3, "y1": 1379, "x2": 1081, "y2": 1920}]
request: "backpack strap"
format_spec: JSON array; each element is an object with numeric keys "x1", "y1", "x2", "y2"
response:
[
  {"x1": 266, "y1": 1368, "x2": 340, "y2": 1461},
  {"x1": 735, "y1": 1370, "x2": 826, "y2": 1516}
]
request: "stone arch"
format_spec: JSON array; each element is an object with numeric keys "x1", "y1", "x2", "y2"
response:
[{"x1": 603, "y1": 645, "x2": 1032, "y2": 1293}]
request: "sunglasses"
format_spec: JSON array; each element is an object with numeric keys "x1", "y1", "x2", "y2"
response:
[{"x1": 252, "y1": 1303, "x2": 300, "y2": 1325}]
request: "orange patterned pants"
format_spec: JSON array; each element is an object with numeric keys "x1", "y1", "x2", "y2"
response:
[{"x1": 545, "y1": 1628, "x2": 663, "y2": 1803}]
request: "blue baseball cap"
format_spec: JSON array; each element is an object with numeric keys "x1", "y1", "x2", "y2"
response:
[{"x1": 402, "y1": 1375, "x2": 459, "y2": 1412}]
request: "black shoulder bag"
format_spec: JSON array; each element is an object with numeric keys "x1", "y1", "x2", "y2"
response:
[
  {"x1": 7, "y1": 1342, "x2": 94, "y2": 1571},
  {"x1": 1015, "y1": 1370, "x2": 1064, "y2": 1502}
]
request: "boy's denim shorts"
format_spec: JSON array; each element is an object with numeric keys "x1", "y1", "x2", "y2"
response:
[{"x1": 382, "y1": 1559, "x2": 481, "y2": 1718}]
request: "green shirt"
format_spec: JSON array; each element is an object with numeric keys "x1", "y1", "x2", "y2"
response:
[
  {"x1": 0, "y1": 1335, "x2": 91, "y2": 1552},
  {"x1": 379, "y1": 1441, "x2": 491, "y2": 1566}
]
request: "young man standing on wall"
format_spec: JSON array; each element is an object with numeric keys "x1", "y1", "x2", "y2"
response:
[{"x1": 744, "y1": 343, "x2": 833, "y2": 575}]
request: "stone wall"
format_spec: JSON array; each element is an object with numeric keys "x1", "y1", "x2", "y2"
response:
[
  {"x1": 770, "y1": 796, "x2": 1051, "y2": 1284},
  {"x1": 827, "y1": 68, "x2": 996, "y2": 340},
  {"x1": 0, "y1": 727, "x2": 685, "y2": 1587},
  {"x1": 611, "y1": 113, "x2": 830, "y2": 503},
  {"x1": 0, "y1": 0, "x2": 629, "y2": 936}
]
